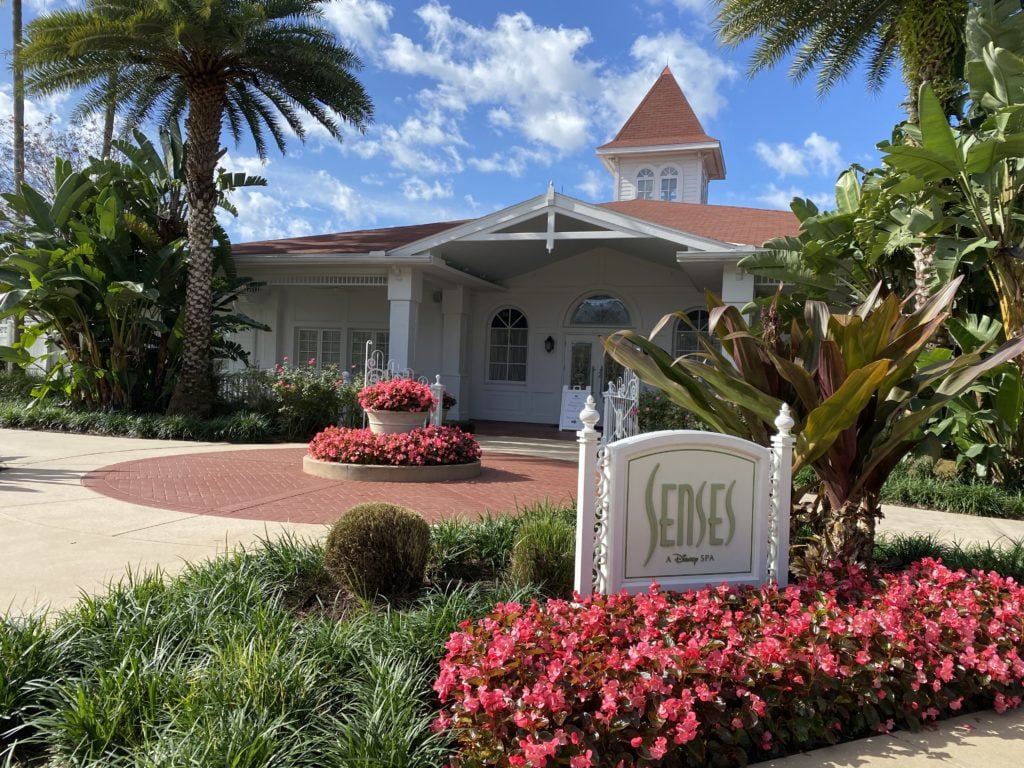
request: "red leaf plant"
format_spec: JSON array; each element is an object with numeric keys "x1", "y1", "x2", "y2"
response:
[
  {"x1": 358, "y1": 379, "x2": 436, "y2": 412},
  {"x1": 435, "y1": 560, "x2": 1024, "y2": 766},
  {"x1": 308, "y1": 425, "x2": 481, "y2": 466}
]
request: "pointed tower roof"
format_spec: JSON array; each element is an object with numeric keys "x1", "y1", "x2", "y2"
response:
[{"x1": 598, "y1": 66, "x2": 717, "y2": 150}]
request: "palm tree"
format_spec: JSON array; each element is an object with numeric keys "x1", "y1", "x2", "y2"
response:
[
  {"x1": 714, "y1": 0, "x2": 970, "y2": 121},
  {"x1": 21, "y1": 0, "x2": 373, "y2": 415}
]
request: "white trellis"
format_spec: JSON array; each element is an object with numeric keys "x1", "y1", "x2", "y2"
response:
[
  {"x1": 363, "y1": 340, "x2": 426, "y2": 386},
  {"x1": 601, "y1": 368, "x2": 640, "y2": 446}
]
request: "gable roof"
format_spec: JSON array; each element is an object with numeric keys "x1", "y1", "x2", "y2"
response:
[
  {"x1": 597, "y1": 67, "x2": 716, "y2": 150},
  {"x1": 231, "y1": 220, "x2": 467, "y2": 256},
  {"x1": 600, "y1": 200, "x2": 799, "y2": 247}
]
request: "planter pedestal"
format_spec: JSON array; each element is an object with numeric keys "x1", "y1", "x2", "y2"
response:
[
  {"x1": 303, "y1": 456, "x2": 482, "y2": 482},
  {"x1": 365, "y1": 409, "x2": 428, "y2": 435}
]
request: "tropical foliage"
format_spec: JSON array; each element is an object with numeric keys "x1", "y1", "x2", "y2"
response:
[
  {"x1": 22, "y1": 0, "x2": 373, "y2": 416},
  {"x1": 0, "y1": 128, "x2": 266, "y2": 411},
  {"x1": 714, "y1": 0, "x2": 971, "y2": 118},
  {"x1": 605, "y1": 281, "x2": 1024, "y2": 566}
]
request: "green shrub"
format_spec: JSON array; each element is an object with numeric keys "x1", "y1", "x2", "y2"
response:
[
  {"x1": 637, "y1": 390, "x2": 699, "y2": 432},
  {"x1": 0, "y1": 397, "x2": 275, "y2": 443},
  {"x1": 875, "y1": 534, "x2": 1024, "y2": 582},
  {"x1": 509, "y1": 511, "x2": 576, "y2": 597},
  {"x1": 429, "y1": 503, "x2": 575, "y2": 584},
  {"x1": 325, "y1": 503, "x2": 431, "y2": 598},
  {"x1": 0, "y1": 369, "x2": 36, "y2": 400}
]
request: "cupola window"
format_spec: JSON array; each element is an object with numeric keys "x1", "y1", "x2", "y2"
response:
[
  {"x1": 660, "y1": 167, "x2": 679, "y2": 202},
  {"x1": 635, "y1": 168, "x2": 654, "y2": 200}
]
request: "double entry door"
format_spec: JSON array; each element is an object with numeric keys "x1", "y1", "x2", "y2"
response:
[{"x1": 564, "y1": 333, "x2": 626, "y2": 412}]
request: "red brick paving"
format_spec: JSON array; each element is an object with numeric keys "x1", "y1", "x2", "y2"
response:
[{"x1": 82, "y1": 448, "x2": 578, "y2": 524}]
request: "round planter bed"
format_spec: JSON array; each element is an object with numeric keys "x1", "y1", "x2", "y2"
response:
[{"x1": 303, "y1": 455, "x2": 482, "y2": 483}]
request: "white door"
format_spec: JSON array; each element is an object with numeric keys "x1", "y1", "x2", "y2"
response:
[{"x1": 563, "y1": 334, "x2": 626, "y2": 411}]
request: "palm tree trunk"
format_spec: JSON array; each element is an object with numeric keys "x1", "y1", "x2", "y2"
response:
[
  {"x1": 166, "y1": 84, "x2": 225, "y2": 417},
  {"x1": 101, "y1": 73, "x2": 116, "y2": 159},
  {"x1": 8, "y1": 0, "x2": 23, "y2": 372},
  {"x1": 12, "y1": 0, "x2": 23, "y2": 190}
]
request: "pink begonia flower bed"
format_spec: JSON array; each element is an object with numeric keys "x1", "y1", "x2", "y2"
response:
[
  {"x1": 357, "y1": 379, "x2": 436, "y2": 412},
  {"x1": 308, "y1": 425, "x2": 481, "y2": 466},
  {"x1": 435, "y1": 559, "x2": 1024, "y2": 767}
]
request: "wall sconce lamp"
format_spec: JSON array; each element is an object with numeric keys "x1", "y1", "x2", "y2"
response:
[{"x1": 544, "y1": 336, "x2": 555, "y2": 353}]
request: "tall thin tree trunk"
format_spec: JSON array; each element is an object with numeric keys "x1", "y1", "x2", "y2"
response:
[
  {"x1": 12, "y1": 0, "x2": 23, "y2": 191},
  {"x1": 8, "y1": 0, "x2": 23, "y2": 372},
  {"x1": 166, "y1": 85, "x2": 224, "y2": 417},
  {"x1": 101, "y1": 74, "x2": 116, "y2": 159}
]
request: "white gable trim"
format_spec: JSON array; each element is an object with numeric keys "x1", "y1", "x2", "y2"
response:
[{"x1": 389, "y1": 189, "x2": 742, "y2": 257}]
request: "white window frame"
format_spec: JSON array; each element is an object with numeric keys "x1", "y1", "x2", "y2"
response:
[
  {"x1": 635, "y1": 168, "x2": 654, "y2": 200},
  {"x1": 350, "y1": 329, "x2": 389, "y2": 374},
  {"x1": 672, "y1": 309, "x2": 714, "y2": 358},
  {"x1": 487, "y1": 307, "x2": 529, "y2": 384},
  {"x1": 294, "y1": 327, "x2": 344, "y2": 370},
  {"x1": 660, "y1": 167, "x2": 679, "y2": 202}
]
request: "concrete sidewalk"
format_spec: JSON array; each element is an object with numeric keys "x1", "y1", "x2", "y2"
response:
[
  {"x1": 1, "y1": 429, "x2": 323, "y2": 613},
  {"x1": 765, "y1": 709, "x2": 1024, "y2": 767}
]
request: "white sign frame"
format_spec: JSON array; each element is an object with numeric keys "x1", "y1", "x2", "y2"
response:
[{"x1": 574, "y1": 396, "x2": 795, "y2": 597}]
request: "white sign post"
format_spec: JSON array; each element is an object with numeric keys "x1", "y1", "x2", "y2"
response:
[{"x1": 574, "y1": 396, "x2": 794, "y2": 597}]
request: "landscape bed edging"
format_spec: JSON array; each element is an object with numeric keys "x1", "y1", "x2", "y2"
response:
[{"x1": 302, "y1": 455, "x2": 482, "y2": 482}]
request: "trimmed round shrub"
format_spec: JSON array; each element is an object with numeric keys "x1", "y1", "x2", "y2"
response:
[
  {"x1": 324, "y1": 502, "x2": 431, "y2": 597},
  {"x1": 509, "y1": 512, "x2": 575, "y2": 597}
]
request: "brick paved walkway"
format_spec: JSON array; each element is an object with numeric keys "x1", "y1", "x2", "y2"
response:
[{"x1": 82, "y1": 448, "x2": 577, "y2": 524}]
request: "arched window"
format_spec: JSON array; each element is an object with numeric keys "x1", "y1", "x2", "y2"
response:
[
  {"x1": 488, "y1": 308, "x2": 528, "y2": 382},
  {"x1": 673, "y1": 309, "x2": 713, "y2": 357},
  {"x1": 635, "y1": 168, "x2": 654, "y2": 200},
  {"x1": 570, "y1": 295, "x2": 631, "y2": 326},
  {"x1": 660, "y1": 167, "x2": 679, "y2": 202}
]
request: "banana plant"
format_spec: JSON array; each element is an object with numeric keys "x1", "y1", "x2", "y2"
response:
[
  {"x1": 605, "y1": 277, "x2": 1024, "y2": 566},
  {"x1": 0, "y1": 128, "x2": 267, "y2": 411}
]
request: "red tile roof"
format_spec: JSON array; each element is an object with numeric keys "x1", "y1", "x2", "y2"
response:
[
  {"x1": 232, "y1": 220, "x2": 468, "y2": 256},
  {"x1": 600, "y1": 200, "x2": 799, "y2": 246},
  {"x1": 597, "y1": 67, "x2": 717, "y2": 150}
]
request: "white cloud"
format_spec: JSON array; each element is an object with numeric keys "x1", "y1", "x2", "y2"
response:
[
  {"x1": 756, "y1": 183, "x2": 834, "y2": 211},
  {"x1": 401, "y1": 176, "x2": 453, "y2": 201},
  {"x1": 323, "y1": 0, "x2": 393, "y2": 53},
  {"x1": 468, "y1": 146, "x2": 552, "y2": 177},
  {"x1": 575, "y1": 169, "x2": 606, "y2": 200},
  {"x1": 380, "y1": 3, "x2": 599, "y2": 153},
  {"x1": 754, "y1": 132, "x2": 843, "y2": 177},
  {"x1": 346, "y1": 110, "x2": 465, "y2": 174}
]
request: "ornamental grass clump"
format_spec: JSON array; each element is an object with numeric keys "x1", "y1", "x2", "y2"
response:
[
  {"x1": 325, "y1": 503, "x2": 431, "y2": 598},
  {"x1": 436, "y1": 560, "x2": 1024, "y2": 767},
  {"x1": 308, "y1": 425, "x2": 481, "y2": 466},
  {"x1": 509, "y1": 512, "x2": 575, "y2": 597},
  {"x1": 358, "y1": 379, "x2": 435, "y2": 412}
]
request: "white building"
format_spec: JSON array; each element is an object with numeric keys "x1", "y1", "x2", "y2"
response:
[{"x1": 232, "y1": 67, "x2": 798, "y2": 424}]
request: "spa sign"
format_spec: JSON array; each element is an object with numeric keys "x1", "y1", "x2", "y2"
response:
[{"x1": 574, "y1": 399, "x2": 794, "y2": 596}]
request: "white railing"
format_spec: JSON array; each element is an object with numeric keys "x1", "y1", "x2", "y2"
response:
[{"x1": 601, "y1": 368, "x2": 639, "y2": 446}]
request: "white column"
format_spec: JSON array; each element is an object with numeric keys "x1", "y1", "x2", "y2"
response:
[
  {"x1": 721, "y1": 262, "x2": 754, "y2": 311},
  {"x1": 441, "y1": 286, "x2": 469, "y2": 420},
  {"x1": 387, "y1": 267, "x2": 422, "y2": 372}
]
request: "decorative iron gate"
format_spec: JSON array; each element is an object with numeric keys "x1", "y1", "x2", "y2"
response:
[{"x1": 600, "y1": 368, "x2": 639, "y2": 445}]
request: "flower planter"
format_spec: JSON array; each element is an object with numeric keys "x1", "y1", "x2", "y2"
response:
[{"x1": 365, "y1": 409, "x2": 429, "y2": 435}]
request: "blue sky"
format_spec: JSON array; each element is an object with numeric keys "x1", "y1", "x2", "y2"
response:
[{"x1": 1, "y1": 0, "x2": 908, "y2": 244}]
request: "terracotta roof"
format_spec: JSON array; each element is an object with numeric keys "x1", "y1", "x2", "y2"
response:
[
  {"x1": 600, "y1": 200, "x2": 799, "y2": 247},
  {"x1": 232, "y1": 220, "x2": 468, "y2": 255},
  {"x1": 597, "y1": 67, "x2": 717, "y2": 150}
]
